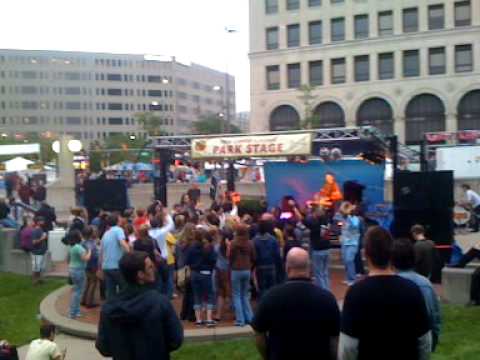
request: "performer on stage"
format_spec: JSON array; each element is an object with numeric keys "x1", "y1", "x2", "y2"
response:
[{"x1": 312, "y1": 172, "x2": 343, "y2": 210}]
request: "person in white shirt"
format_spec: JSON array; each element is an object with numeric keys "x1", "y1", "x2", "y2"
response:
[
  {"x1": 462, "y1": 184, "x2": 480, "y2": 232},
  {"x1": 25, "y1": 324, "x2": 65, "y2": 360}
]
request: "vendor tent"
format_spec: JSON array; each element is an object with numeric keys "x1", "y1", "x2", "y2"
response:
[
  {"x1": 3, "y1": 157, "x2": 34, "y2": 171},
  {"x1": 106, "y1": 161, "x2": 153, "y2": 172}
]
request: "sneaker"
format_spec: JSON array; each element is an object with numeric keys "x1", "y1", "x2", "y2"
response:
[
  {"x1": 205, "y1": 320, "x2": 217, "y2": 328},
  {"x1": 195, "y1": 321, "x2": 204, "y2": 327},
  {"x1": 234, "y1": 322, "x2": 245, "y2": 327}
]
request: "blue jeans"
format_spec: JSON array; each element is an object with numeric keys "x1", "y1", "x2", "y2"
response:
[
  {"x1": 0, "y1": 217, "x2": 17, "y2": 229},
  {"x1": 312, "y1": 250, "x2": 330, "y2": 290},
  {"x1": 191, "y1": 271, "x2": 215, "y2": 310},
  {"x1": 69, "y1": 268, "x2": 86, "y2": 317},
  {"x1": 104, "y1": 269, "x2": 125, "y2": 300},
  {"x1": 231, "y1": 270, "x2": 253, "y2": 326},
  {"x1": 166, "y1": 265, "x2": 175, "y2": 299},
  {"x1": 256, "y1": 265, "x2": 276, "y2": 299},
  {"x1": 342, "y1": 245, "x2": 358, "y2": 283}
]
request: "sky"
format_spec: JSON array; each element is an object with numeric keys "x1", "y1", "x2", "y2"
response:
[{"x1": 0, "y1": 0, "x2": 251, "y2": 111}]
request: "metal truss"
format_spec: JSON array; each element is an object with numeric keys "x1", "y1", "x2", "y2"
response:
[{"x1": 149, "y1": 126, "x2": 418, "y2": 161}]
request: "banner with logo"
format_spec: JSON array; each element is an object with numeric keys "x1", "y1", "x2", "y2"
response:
[{"x1": 191, "y1": 133, "x2": 312, "y2": 159}]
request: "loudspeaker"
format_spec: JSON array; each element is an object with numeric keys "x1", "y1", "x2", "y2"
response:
[
  {"x1": 395, "y1": 171, "x2": 454, "y2": 210},
  {"x1": 84, "y1": 179, "x2": 128, "y2": 213},
  {"x1": 343, "y1": 181, "x2": 365, "y2": 204},
  {"x1": 393, "y1": 209, "x2": 454, "y2": 245}
]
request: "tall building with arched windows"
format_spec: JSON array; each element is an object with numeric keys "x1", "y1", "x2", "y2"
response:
[{"x1": 249, "y1": 0, "x2": 480, "y2": 144}]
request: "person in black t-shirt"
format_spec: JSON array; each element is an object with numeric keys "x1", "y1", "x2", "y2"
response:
[
  {"x1": 252, "y1": 247, "x2": 340, "y2": 360},
  {"x1": 339, "y1": 226, "x2": 432, "y2": 360},
  {"x1": 303, "y1": 207, "x2": 330, "y2": 290}
]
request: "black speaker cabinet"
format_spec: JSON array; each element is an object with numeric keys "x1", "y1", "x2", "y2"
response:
[{"x1": 84, "y1": 179, "x2": 128, "y2": 213}]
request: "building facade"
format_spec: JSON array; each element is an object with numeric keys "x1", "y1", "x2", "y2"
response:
[
  {"x1": 234, "y1": 111, "x2": 251, "y2": 132},
  {"x1": 0, "y1": 49, "x2": 235, "y2": 143},
  {"x1": 249, "y1": 0, "x2": 480, "y2": 144}
]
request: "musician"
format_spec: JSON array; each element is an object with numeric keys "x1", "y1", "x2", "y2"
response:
[
  {"x1": 314, "y1": 173, "x2": 343, "y2": 209},
  {"x1": 461, "y1": 184, "x2": 480, "y2": 232}
]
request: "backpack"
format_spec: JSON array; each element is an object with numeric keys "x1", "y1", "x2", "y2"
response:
[{"x1": 20, "y1": 226, "x2": 34, "y2": 252}]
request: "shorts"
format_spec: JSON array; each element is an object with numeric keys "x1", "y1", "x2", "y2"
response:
[{"x1": 31, "y1": 254, "x2": 46, "y2": 273}]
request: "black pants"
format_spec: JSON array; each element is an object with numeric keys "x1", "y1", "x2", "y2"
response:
[
  {"x1": 472, "y1": 206, "x2": 480, "y2": 232},
  {"x1": 471, "y1": 267, "x2": 480, "y2": 305}
]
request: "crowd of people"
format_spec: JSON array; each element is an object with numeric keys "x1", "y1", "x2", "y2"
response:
[{"x1": 4, "y1": 180, "x2": 480, "y2": 360}]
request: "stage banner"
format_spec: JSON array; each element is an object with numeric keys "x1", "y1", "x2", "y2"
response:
[
  {"x1": 191, "y1": 133, "x2": 312, "y2": 159},
  {"x1": 264, "y1": 160, "x2": 385, "y2": 210}
]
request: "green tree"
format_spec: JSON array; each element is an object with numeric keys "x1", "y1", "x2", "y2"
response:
[
  {"x1": 297, "y1": 84, "x2": 319, "y2": 129},
  {"x1": 135, "y1": 112, "x2": 168, "y2": 136},
  {"x1": 191, "y1": 114, "x2": 241, "y2": 135}
]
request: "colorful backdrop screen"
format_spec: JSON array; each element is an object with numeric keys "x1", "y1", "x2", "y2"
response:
[{"x1": 264, "y1": 160, "x2": 385, "y2": 209}]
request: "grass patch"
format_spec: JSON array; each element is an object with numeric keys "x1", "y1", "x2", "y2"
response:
[
  {"x1": 172, "y1": 304, "x2": 480, "y2": 360},
  {"x1": 0, "y1": 272, "x2": 64, "y2": 345}
]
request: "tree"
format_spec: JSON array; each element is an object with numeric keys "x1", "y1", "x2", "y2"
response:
[
  {"x1": 135, "y1": 112, "x2": 168, "y2": 137},
  {"x1": 0, "y1": 133, "x2": 56, "y2": 163},
  {"x1": 297, "y1": 84, "x2": 319, "y2": 130},
  {"x1": 191, "y1": 114, "x2": 241, "y2": 135}
]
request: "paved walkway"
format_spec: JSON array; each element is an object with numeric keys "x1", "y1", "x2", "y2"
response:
[{"x1": 18, "y1": 334, "x2": 108, "y2": 360}]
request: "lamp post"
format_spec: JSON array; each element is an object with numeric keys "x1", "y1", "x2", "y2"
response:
[{"x1": 223, "y1": 27, "x2": 237, "y2": 134}]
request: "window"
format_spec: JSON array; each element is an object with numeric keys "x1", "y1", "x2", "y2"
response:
[
  {"x1": 21, "y1": 71, "x2": 36, "y2": 79},
  {"x1": 22, "y1": 101, "x2": 38, "y2": 110},
  {"x1": 354, "y1": 14, "x2": 369, "y2": 39},
  {"x1": 266, "y1": 65, "x2": 280, "y2": 90},
  {"x1": 429, "y1": 48, "x2": 446, "y2": 75},
  {"x1": 265, "y1": 0, "x2": 278, "y2": 14},
  {"x1": 428, "y1": 5, "x2": 444, "y2": 30},
  {"x1": 148, "y1": 90, "x2": 163, "y2": 97},
  {"x1": 66, "y1": 117, "x2": 82, "y2": 125},
  {"x1": 403, "y1": 50, "x2": 420, "y2": 77},
  {"x1": 65, "y1": 102, "x2": 82, "y2": 110},
  {"x1": 108, "y1": 118, "x2": 123, "y2": 125},
  {"x1": 65, "y1": 87, "x2": 81, "y2": 95},
  {"x1": 287, "y1": 24, "x2": 300, "y2": 47},
  {"x1": 378, "y1": 53, "x2": 394, "y2": 79},
  {"x1": 309, "y1": 0, "x2": 321, "y2": 6},
  {"x1": 107, "y1": 73, "x2": 122, "y2": 81},
  {"x1": 65, "y1": 72, "x2": 81, "y2": 81},
  {"x1": 287, "y1": 63, "x2": 301, "y2": 88},
  {"x1": 403, "y1": 8, "x2": 418, "y2": 33},
  {"x1": 287, "y1": 0, "x2": 299, "y2": 10},
  {"x1": 355, "y1": 55, "x2": 370, "y2": 82},
  {"x1": 309, "y1": 61, "x2": 323, "y2": 86},
  {"x1": 331, "y1": 18, "x2": 345, "y2": 42},
  {"x1": 455, "y1": 44, "x2": 473, "y2": 72},
  {"x1": 378, "y1": 11, "x2": 393, "y2": 36},
  {"x1": 266, "y1": 27, "x2": 279, "y2": 50},
  {"x1": 108, "y1": 103, "x2": 123, "y2": 110},
  {"x1": 309, "y1": 21, "x2": 322, "y2": 44},
  {"x1": 331, "y1": 58, "x2": 346, "y2": 84},
  {"x1": 455, "y1": 1, "x2": 471, "y2": 27},
  {"x1": 107, "y1": 88, "x2": 122, "y2": 96},
  {"x1": 148, "y1": 75, "x2": 163, "y2": 83},
  {"x1": 331, "y1": 0, "x2": 344, "y2": 3},
  {"x1": 21, "y1": 86, "x2": 37, "y2": 95}
]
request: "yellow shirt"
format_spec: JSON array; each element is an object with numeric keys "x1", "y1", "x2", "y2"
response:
[{"x1": 166, "y1": 232, "x2": 177, "y2": 266}]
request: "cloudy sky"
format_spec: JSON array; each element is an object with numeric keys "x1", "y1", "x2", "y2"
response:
[{"x1": 0, "y1": 0, "x2": 251, "y2": 111}]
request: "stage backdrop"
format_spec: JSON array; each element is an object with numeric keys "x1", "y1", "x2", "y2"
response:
[{"x1": 264, "y1": 160, "x2": 385, "y2": 209}]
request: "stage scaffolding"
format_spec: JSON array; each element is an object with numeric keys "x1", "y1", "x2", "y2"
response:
[{"x1": 149, "y1": 126, "x2": 418, "y2": 205}]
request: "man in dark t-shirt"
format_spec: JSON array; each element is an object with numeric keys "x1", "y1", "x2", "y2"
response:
[
  {"x1": 252, "y1": 248, "x2": 340, "y2": 360},
  {"x1": 339, "y1": 226, "x2": 431, "y2": 360},
  {"x1": 411, "y1": 224, "x2": 436, "y2": 278}
]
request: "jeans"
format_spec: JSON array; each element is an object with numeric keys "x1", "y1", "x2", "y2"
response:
[
  {"x1": 231, "y1": 270, "x2": 253, "y2": 326},
  {"x1": 342, "y1": 245, "x2": 358, "y2": 283},
  {"x1": 0, "y1": 217, "x2": 18, "y2": 229},
  {"x1": 69, "y1": 268, "x2": 86, "y2": 317},
  {"x1": 312, "y1": 250, "x2": 330, "y2": 290},
  {"x1": 191, "y1": 271, "x2": 215, "y2": 310},
  {"x1": 103, "y1": 269, "x2": 125, "y2": 300},
  {"x1": 166, "y1": 264, "x2": 175, "y2": 299},
  {"x1": 256, "y1": 265, "x2": 276, "y2": 299}
]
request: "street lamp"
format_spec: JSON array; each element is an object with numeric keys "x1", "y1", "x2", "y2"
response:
[
  {"x1": 52, "y1": 139, "x2": 83, "y2": 154},
  {"x1": 213, "y1": 85, "x2": 222, "y2": 92},
  {"x1": 129, "y1": 134, "x2": 137, "y2": 141},
  {"x1": 162, "y1": 78, "x2": 169, "y2": 84}
]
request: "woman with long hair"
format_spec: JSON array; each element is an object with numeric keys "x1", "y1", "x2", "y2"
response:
[
  {"x1": 185, "y1": 228, "x2": 217, "y2": 327},
  {"x1": 229, "y1": 223, "x2": 256, "y2": 327}
]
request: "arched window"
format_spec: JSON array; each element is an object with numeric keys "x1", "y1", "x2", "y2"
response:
[
  {"x1": 269, "y1": 105, "x2": 300, "y2": 131},
  {"x1": 312, "y1": 101, "x2": 345, "y2": 129},
  {"x1": 357, "y1": 98, "x2": 394, "y2": 135},
  {"x1": 405, "y1": 94, "x2": 445, "y2": 144},
  {"x1": 458, "y1": 90, "x2": 480, "y2": 130}
]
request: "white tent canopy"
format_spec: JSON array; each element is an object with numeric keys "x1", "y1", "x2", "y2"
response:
[
  {"x1": 0, "y1": 143, "x2": 40, "y2": 156},
  {"x1": 3, "y1": 157, "x2": 34, "y2": 171}
]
